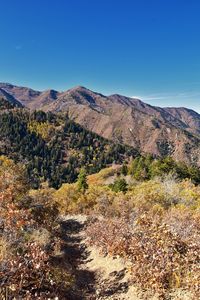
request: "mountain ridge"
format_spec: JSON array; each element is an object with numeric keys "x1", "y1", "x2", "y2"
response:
[
  {"x1": 1, "y1": 82, "x2": 200, "y2": 165},
  {"x1": 0, "y1": 82, "x2": 197, "y2": 113}
]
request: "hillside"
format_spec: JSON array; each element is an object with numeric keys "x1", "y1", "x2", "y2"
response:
[
  {"x1": 0, "y1": 100, "x2": 137, "y2": 188},
  {"x1": 1, "y1": 83, "x2": 200, "y2": 165},
  {"x1": 164, "y1": 107, "x2": 200, "y2": 135},
  {"x1": 0, "y1": 89, "x2": 23, "y2": 107}
]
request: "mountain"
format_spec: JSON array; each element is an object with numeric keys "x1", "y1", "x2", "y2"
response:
[
  {"x1": 0, "y1": 83, "x2": 40, "y2": 103},
  {"x1": 164, "y1": 107, "x2": 200, "y2": 135},
  {"x1": 0, "y1": 87, "x2": 23, "y2": 107},
  {"x1": 0, "y1": 83, "x2": 56, "y2": 108},
  {"x1": 1, "y1": 83, "x2": 200, "y2": 165}
]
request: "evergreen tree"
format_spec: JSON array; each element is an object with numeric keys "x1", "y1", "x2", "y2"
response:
[
  {"x1": 121, "y1": 163, "x2": 128, "y2": 176},
  {"x1": 77, "y1": 168, "x2": 88, "y2": 192},
  {"x1": 110, "y1": 177, "x2": 128, "y2": 193},
  {"x1": 129, "y1": 156, "x2": 141, "y2": 175}
]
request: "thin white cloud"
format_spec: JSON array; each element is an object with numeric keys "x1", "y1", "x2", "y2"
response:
[
  {"x1": 132, "y1": 91, "x2": 200, "y2": 102},
  {"x1": 130, "y1": 91, "x2": 200, "y2": 113}
]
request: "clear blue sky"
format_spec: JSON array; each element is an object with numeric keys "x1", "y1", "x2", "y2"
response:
[{"x1": 1, "y1": 0, "x2": 200, "y2": 111}]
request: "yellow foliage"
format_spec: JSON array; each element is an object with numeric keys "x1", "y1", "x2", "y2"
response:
[
  {"x1": 127, "y1": 180, "x2": 167, "y2": 210},
  {"x1": 54, "y1": 181, "x2": 115, "y2": 214},
  {"x1": 126, "y1": 178, "x2": 200, "y2": 211},
  {"x1": 54, "y1": 174, "x2": 200, "y2": 217},
  {"x1": 28, "y1": 121, "x2": 54, "y2": 140},
  {"x1": 0, "y1": 155, "x2": 15, "y2": 169},
  {"x1": 86, "y1": 185, "x2": 114, "y2": 214},
  {"x1": 54, "y1": 183, "x2": 81, "y2": 213},
  {"x1": 179, "y1": 180, "x2": 200, "y2": 208}
]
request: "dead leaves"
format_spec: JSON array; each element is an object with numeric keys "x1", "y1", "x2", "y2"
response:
[{"x1": 86, "y1": 213, "x2": 200, "y2": 298}]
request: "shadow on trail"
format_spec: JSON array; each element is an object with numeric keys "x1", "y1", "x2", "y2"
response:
[{"x1": 58, "y1": 218, "x2": 96, "y2": 300}]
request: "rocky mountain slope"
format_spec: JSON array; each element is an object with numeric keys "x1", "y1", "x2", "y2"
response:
[
  {"x1": 0, "y1": 87, "x2": 23, "y2": 107},
  {"x1": 1, "y1": 82, "x2": 200, "y2": 165}
]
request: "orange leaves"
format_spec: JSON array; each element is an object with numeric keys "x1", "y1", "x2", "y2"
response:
[{"x1": 0, "y1": 159, "x2": 71, "y2": 298}]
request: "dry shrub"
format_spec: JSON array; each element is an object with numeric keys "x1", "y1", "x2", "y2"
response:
[
  {"x1": 87, "y1": 166, "x2": 120, "y2": 186},
  {"x1": 29, "y1": 228, "x2": 50, "y2": 246},
  {"x1": 0, "y1": 158, "x2": 73, "y2": 298},
  {"x1": 55, "y1": 175, "x2": 200, "y2": 218},
  {"x1": 86, "y1": 212, "x2": 200, "y2": 298}
]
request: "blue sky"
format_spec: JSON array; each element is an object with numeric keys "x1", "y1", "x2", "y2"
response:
[{"x1": 0, "y1": 0, "x2": 200, "y2": 111}]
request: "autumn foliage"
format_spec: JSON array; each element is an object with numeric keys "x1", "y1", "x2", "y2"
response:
[
  {"x1": 0, "y1": 156, "x2": 72, "y2": 299},
  {"x1": 83, "y1": 175, "x2": 200, "y2": 299},
  {"x1": 1, "y1": 155, "x2": 200, "y2": 299}
]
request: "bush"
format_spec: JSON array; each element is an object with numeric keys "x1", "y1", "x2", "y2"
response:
[
  {"x1": 86, "y1": 211, "x2": 200, "y2": 298},
  {"x1": 109, "y1": 177, "x2": 128, "y2": 193},
  {"x1": 0, "y1": 158, "x2": 73, "y2": 298}
]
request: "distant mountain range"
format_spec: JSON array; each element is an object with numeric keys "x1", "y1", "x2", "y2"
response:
[{"x1": 1, "y1": 82, "x2": 200, "y2": 165}]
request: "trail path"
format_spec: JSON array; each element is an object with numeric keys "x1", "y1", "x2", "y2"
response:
[
  {"x1": 58, "y1": 215, "x2": 193, "y2": 300},
  {"x1": 60, "y1": 215, "x2": 142, "y2": 300}
]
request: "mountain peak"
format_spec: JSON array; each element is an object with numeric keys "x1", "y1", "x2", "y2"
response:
[
  {"x1": 41, "y1": 89, "x2": 58, "y2": 98},
  {"x1": 0, "y1": 82, "x2": 15, "y2": 89},
  {"x1": 67, "y1": 86, "x2": 94, "y2": 93}
]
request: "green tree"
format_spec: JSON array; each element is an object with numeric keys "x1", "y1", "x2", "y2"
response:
[
  {"x1": 110, "y1": 177, "x2": 128, "y2": 193},
  {"x1": 129, "y1": 156, "x2": 141, "y2": 175},
  {"x1": 77, "y1": 168, "x2": 88, "y2": 192},
  {"x1": 121, "y1": 163, "x2": 128, "y2": 176},
  {"x1": 133, "y1": 157, "x2": 149, "y2": 180},
  {"x1": 149, "y1": 156, "x2": 176, "y2": 178}
]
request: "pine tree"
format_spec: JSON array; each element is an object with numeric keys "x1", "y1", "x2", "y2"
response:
[
  {"x1": 77, "y1": 168, "x2": 88, "y2": 192},
  {"x1": 121, "y1": 163, "x2": 128, "y2": 176},
  {"x1": 111, "y1": 177, "x2": 128, "y2": 193}
]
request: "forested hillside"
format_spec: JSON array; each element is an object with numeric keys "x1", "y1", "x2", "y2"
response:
[{"x1": 0, "y1": 98, "x2": 137, "y2": 188}]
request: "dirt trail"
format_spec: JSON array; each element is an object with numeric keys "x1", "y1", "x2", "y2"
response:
[
  {"x1": 58, "y1": 215, "x2": 193, "y2": 300},
  {"x1": 60, "y1": 215, "x2": 142, "y2": 300}
]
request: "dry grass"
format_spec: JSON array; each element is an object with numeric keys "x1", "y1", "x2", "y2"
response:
[
  {"x1": 0, "y1": 237, "x2": 9, "y2": 261},
  {"x1": 29, "y1": 228, "x2": 50, "y2": 246},
  {"x1": 87, "y1": 165, "x2": 121, "y2": 186}
]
